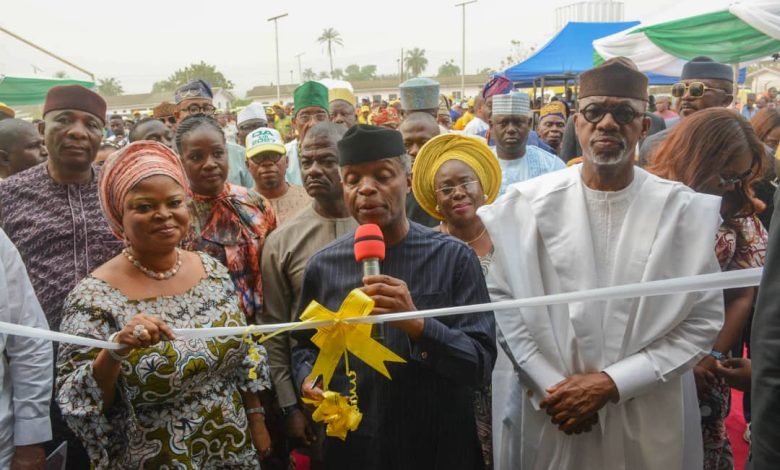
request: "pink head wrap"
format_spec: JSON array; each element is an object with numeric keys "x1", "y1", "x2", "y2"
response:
[{"x1": 98, "y1": 140, "x2": 190, "y2": 238}]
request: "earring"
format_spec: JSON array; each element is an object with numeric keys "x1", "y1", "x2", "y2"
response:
[
  {"x1": 484, "y1": 194, "x2": 488, "y2": 201},
  {"x1": 123, "y1": 235, "x2": 131, "y2": 248},
  {"x1": 435, "y1": 204, "x2": 440, "y2": 212}
]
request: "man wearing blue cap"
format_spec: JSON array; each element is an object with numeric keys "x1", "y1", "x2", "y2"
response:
[
  {"x1": 638, "y1": 56, "x2": 734, "y2": 164},
  {"x1": 174, "y1": 79, "x2": 254, "y2": 188}
]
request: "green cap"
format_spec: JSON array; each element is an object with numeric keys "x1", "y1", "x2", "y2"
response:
[{"x1": 293, "y1": 81, "x2": 329, "y2": 116}]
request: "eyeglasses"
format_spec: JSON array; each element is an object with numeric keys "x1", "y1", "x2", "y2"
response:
[
  {"x1": 580, "y1": 103, "x2": 643, "y2": 125},
  {"x1": 718, "y1": 168, "x2": 753, "y2": 187},
  {"x1": 239, "y1": 122, "x2": 266, "y2": 133},
  {"x1": 296, "y1": 112, "x2": 328, "y2": 124},
  {"x1": 435, "y1": 180, "x2": 480, "y2": 196},
  {"x1": 250, "y1": 153, "x2": 284, "y2": 165},
  {"x1": 184, "y1": 104, "x2": 216, "y2": 115},
  {"x1": 671, "y1": 82, "x2": 728, "y2": 98},
  {"x1": 159, "y1": 116, "x2": 176, "y2": 125}
]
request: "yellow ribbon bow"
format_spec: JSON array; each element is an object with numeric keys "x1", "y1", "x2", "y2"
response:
[
  {"x1": 303, "y1": 391, "x2": 363, "y2": 441},
  {"x1": 300, "y1": 289, "x2": 406, "y2": 389}
]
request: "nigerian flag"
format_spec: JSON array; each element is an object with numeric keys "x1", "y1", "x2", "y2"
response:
[{"x1": 594, "y1": 0, "x2": 780, "y2": 75}]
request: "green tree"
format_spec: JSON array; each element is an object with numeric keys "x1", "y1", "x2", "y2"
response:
[
  {"x1": 318, "y1": 71, "x2": 330, "y2": 80},
  {"x1": 302, "y1": 68, "x2": 316, "y2": 81},
  {"x1": 53, "y1": 70, "x2": 68, "y2": 79},
  {"x1": 332, "y1": 68, "x2": 345, "y2": 80},
  {"x1": 343, "y1": 64, "x2": 377, "y2": 82},
  {"x1": 437, "y1": 60, "x2": 460, "y2": 77},
  {"x1": 477, "y1": 67, "x2": 495, "y2": 75},
  {"x1": 151, "y1": 61, "x2": 234, "y2": 92},
  {"x1": 317, "y1": 27, "x2": 343, "y2": 75},
  {"x1": 405, "y1": 48, "x2": 428, "y2": 77},
  {"x1": 97, "y1": 77, "x2": 124, "y2": 96}
]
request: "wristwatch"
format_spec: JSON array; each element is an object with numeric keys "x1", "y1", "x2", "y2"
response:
[
  {"x1": 281, "y1": 404, "x2": 300, "y2": 416},
  {"x1": 709, "y1": 350, "x2": 727, "y2": 362}
]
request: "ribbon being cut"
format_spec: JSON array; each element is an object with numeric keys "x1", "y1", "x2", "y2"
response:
[{"x1": 0, "y1": 267, "x2": 763, "y2": 439}]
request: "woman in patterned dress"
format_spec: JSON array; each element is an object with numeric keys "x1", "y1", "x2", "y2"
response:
[
  {"x1": 175, "y1": 114, "x2": 277, "y2": 325},
  {"x1": 56, "y1": 141, "x2": 272, "y2": 469},
  {"x1": 648, "y1": 108, "x2": 768, "y2": 470},
  {"x1": 410, "y1": 133, "x2": 502, "y2": 469}
]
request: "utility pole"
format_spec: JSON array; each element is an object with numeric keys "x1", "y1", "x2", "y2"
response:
[
  {"x1": 295, "y1": 52, "x2": 305, "y2": 83},
  {"x1": 455, "y1": 1, "x2": 477, "y2": 98},
  {"x1": 400, "y1": 48, "x2": 404, "y2": 82},
  {"x1": 267, "y1": 13, "x2": 288, "y2": 102}
]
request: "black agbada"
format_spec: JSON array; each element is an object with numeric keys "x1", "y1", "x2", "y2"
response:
[{"x1": 292, "y1": 222, "x2": 496, "y2": 470}]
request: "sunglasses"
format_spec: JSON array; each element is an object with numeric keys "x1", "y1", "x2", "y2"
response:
[
  {"x1": 580, "y1": 103, "x2": 643, "y2": 125},
  {"x1": 718, "y1": 168, "x2": 753, "y2": 187},
  {"x1": 159, "y1": 116, "x2": 176, "y2": 125},
  {"x1": 671, "y1": 82, "x2": 727, "y2": 98},
  {"x1": 250, "y1": 153, "x2": 284, "y2": 164}
]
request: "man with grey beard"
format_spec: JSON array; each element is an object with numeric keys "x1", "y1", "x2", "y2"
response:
[{"x1": 479, "y1": 57, "x2": 724, "y2": 469}]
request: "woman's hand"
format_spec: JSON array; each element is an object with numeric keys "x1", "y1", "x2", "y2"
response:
[
  {"x1": 111, "y1": 313, "x2": 176, "y2": 354},
  {"x1": 248, "y1": 414, "x2": 272, "y2": 460},
  {"x1": 693, "y1": 355, "x2": 719, "y2": 399},
  {"x1": 715, "y1": 358, "x2": 752, "y2": 392}
]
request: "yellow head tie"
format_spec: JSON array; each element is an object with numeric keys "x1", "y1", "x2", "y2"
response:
[{"x1": 411, "y1": 133, "x2": 502, "y2": 220}]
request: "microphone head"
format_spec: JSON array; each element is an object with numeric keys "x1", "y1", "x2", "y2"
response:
[{"x1": 354, "y1": 224, "x2": 385, "y2": 262}]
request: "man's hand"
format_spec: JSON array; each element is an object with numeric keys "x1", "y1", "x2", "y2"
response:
[
  {"x1": 694, "y1": 355, "x2": 719, "y2": 399},
  {"x1": 715, "y1": 358, "x2": 751, "y2": 392},
  {"x1": 285, "y1": 408, "x2": 316, "y2": 446},
  {"x1": 11, "y1": 444, "x2": 45, "y2": 470},
  {"x1": 360, "y1": 275, "x2": 423, "y2": 339},
  {"x1": 301, "y1": 375, "x2": 325, "y2": 403},
  {"x1": 540, "y1": 373, "x2": 618, "y2": 434}
]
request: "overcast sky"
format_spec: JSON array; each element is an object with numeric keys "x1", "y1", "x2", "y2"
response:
[{"x1": 0, "y1": 0, "x2": 682, "y2": 96}]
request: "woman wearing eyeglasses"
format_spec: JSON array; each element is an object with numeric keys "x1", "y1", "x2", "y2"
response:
[
  {"x1": 411, "y1": 133, "x2": 501, "y2": 469},
  {"x1": 647, "y1": 107, "x2": 767, "y2": 470},
  {"x1": 245, "y1": 127, "x2": 311, "y2": 225},
  {"x1": 176, "y1": 115, "x2": 277, "y2": 326}
]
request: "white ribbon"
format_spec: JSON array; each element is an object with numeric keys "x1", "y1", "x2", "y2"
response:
[{"x1": 0, "y1": 268, "x2": 763, "y2": 347}]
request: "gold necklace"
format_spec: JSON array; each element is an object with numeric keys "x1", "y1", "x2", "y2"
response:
[{"x1": 444, "y1": 223, "x2": 487, "y2": 245}]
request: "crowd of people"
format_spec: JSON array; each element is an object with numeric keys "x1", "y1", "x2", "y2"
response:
[{"x1": 1, "y1": 53, "x2": 780, "y2": 470}]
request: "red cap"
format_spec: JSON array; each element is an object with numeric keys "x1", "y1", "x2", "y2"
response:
[{"x1": 354, "y1": 224, "x2": 385, "y2": 262}]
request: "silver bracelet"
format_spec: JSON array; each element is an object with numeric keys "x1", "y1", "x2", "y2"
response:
[
  {"x1": 107, "y1": 332, "x2": 130, "y2": 362},
  {"x1": 246, "y1": 406, "x2": 266, "y2": 417}
]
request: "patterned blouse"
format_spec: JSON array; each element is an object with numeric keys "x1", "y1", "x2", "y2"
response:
[
  {"x1": 187, "y1": 184, "x2": 277, "y2": 323},
  {"x1": 715, "y1": 215, "x2": 767, "y2": 271},
  {"x1": 56, "y1": 253, "x2": 270, "y2": 469}
]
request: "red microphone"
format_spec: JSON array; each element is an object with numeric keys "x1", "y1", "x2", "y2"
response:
[
  {"x1": 354, "y1": 224, "x2": 386, "y2": 342},
  {"x1": 354, "y1": 224, "x2": 385, "y2": 277}
]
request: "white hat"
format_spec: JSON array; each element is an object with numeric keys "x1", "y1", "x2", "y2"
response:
[
  {"x1": 492, "y1": 92, "x2": 531, "y2": 117},
  {"x1": 238, "y1": 103, "x2": 268, "y2": 127},
  {"x1": 245, "y1": 127, "x2": 286, "y2": 159}
]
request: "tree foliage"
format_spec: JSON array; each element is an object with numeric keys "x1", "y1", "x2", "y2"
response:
[
  {"x1": 405, "y1": 48, "x2": 428, "y2": 77},
  {"x1": 343, "y1": 64, "x2": 377, "y2": 82},
  {"x1": 317, "y1": 27, "x2": 344, "y2": 75},
  {"x1": 152, "y1": 61, "x2": 234, "y2": 93},
  {"x1": 437, "y1": 60, "x2": 461, "y2": 77},
  {"x1": 97, "y1": 77, "x2": 124, "y2": 96},
  {"x1": 302, "y1": 68, "x2": 316, "y2": 81}
]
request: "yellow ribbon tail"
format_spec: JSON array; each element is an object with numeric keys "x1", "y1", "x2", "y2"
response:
[{"x1": 345, "y1": 333, "x2": 406, "y2": 380}]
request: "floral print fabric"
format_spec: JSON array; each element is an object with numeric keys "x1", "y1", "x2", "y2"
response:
[{"x1": 56, "y1": 252, "x2": 270, "y2": 469}]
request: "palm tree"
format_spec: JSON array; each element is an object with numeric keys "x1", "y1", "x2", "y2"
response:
[
  {"x1": 302, "y1": 68, "x2": 316, "y2": 81},
  {"x1": 97, "y1": 77, "x2": 124, "y2": 96},
  {"x1": 405, "y1": 48, "x2": 428, "y2": 77},
  {"x1": 317, "y1": 28, "x2": 343, "y2": 76}
]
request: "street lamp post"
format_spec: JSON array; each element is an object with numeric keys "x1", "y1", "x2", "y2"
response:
[
  {"x1": 267, "y1": 13, "x2": 288, "y2": 103},
  {"x1": 455, "y1": 1, "x2": 477, "y2": 99},
  {"x1": 295, "y1": 52, "x2": 305, "y2": 83}
]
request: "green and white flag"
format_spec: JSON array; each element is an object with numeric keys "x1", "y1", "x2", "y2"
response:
[{"x1": 594, "y1": 0, "x2": 780, "y2": 75}]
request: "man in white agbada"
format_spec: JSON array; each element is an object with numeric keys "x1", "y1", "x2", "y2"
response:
[
  {"x1": 479, "y1": 58, "x2": 724, "y2": 469},
  {"x1": 0, "y1": 227, "x2": 53, "y2": 468}
]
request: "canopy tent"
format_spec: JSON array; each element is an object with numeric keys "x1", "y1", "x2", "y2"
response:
[
  {"x1": 594, "y1": 0, "x2": 780, "y2": 77},
  {"x1": 0, "y1": 76, "x2": 95, "y2": 107},
  {"x1": 504, "y1": 22, "x2": 680, "y2": 86}
]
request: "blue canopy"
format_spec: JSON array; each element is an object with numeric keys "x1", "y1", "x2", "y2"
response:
[{"x1": 504, "y1": 22, "x2": 682, "y2": 86}]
